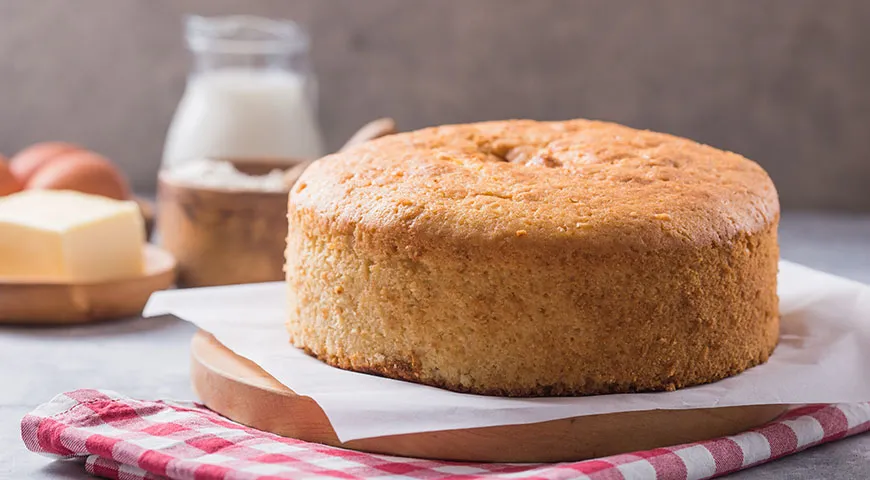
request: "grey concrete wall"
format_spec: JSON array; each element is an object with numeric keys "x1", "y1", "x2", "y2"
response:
[{"x1": 1, "y1": 0, "x2": 868, "y2": 210}]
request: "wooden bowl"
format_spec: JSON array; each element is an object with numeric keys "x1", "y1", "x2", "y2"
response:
[
  {"x1": 156, "y1": 172, "x2": 288, "y2": 288},
  {"x1": 155, "y1": 119, "x2": 397, "y2": 288}
]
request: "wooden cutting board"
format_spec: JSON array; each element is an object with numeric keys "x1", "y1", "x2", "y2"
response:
[
  {"x1": 191, "y1": 330, "x2": 788, "y2": 463},
  {"x1": 0, "y1": 244, "x2": 176, "y2": 324}
]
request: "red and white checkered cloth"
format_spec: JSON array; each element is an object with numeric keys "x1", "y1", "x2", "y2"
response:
[{"x1": 21, "y1": 390, "x2": 870, "y2": 480}]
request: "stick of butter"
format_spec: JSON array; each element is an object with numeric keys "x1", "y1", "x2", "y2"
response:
[{"x1": 0, "y1": 190, "x2": 145, "y2": 283}]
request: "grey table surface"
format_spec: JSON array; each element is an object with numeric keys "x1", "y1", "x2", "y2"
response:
[{"x1": 1, "y1": 211, "x2": 868, "y2": 480}]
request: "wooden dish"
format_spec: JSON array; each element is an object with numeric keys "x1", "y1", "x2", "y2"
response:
[
  {"x1": 0, "y1": 244, "x2": 176, "y2": 324},
  {"x1": 191, "y1": 330, "x2": 789, "y2": 463},
  {"x1": 157, "y1": 172, "x2": 288, "y2": 288}
]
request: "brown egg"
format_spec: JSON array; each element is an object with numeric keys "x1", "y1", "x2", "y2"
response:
[
  {"x1": 0, "y1": 155, "x2": 23, "y2": 196},
  {"x1": 26, "y1": 151, "x2": 131, "y2": 200},
  {"x1": 9, "y1": 142, "x2": 82, "y2": 184}
]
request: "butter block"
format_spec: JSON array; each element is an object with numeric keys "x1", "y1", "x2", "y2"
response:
[{"x1": 0, "y1": 190, "x2": 145, "y2": 282}]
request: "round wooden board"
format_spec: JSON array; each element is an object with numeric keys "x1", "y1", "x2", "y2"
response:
[
  {"x1": 191, "y1": 331, "x2": 789, "y2": 463},
  {"x1": 0, "y1": 244, "x2": 176, "y2": 324}
]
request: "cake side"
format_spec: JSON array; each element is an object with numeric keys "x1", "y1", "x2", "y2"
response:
[{"x1": 285, "y1": 205, "x2": 779, "y2": 396}]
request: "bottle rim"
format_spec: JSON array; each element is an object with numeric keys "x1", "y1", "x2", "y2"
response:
[{"x1": 185, "y1": 15, "x2": 310, "y2": 55}]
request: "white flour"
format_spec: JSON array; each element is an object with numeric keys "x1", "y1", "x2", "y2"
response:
[{"x1": 163, "y1": 158, "x2": 287, "y2": 192}]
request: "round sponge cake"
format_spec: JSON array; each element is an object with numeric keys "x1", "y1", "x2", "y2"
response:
[{"x1": 285, "y1": 119, "x2": 779, "y2": 396}]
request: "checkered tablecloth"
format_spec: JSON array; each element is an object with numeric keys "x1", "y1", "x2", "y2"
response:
[{"x1": 21, "y1": 390, "x2": 870, "y2": 480}]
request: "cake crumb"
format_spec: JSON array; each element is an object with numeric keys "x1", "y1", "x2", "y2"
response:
[
  {"x1": 515, "y1": 229, "x2": 528, "y2": 237},
  {"x1": 654, "y1": 213, "x2": 672, "y2": 221}
]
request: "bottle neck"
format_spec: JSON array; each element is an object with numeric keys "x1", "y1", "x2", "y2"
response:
[
  {"x1": 190, "y1": 48, "x2": 310, "y2": 76},
  {"x1": 184, "y1": 15, "x2": 311, "y2": 77}
]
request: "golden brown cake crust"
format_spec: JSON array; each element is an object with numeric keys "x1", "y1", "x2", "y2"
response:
[{"x1": 286, "y1": 119, "x2": 780, "y2": 397}]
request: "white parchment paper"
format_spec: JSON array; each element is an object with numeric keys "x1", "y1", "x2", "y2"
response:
[{"x1": 144, "y1": 260, "x2": 870, "y2": 442}]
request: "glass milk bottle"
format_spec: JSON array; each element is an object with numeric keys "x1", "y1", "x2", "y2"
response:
[{"x1": 162, "y1": 15, "x2": 324, "y2": 171}]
